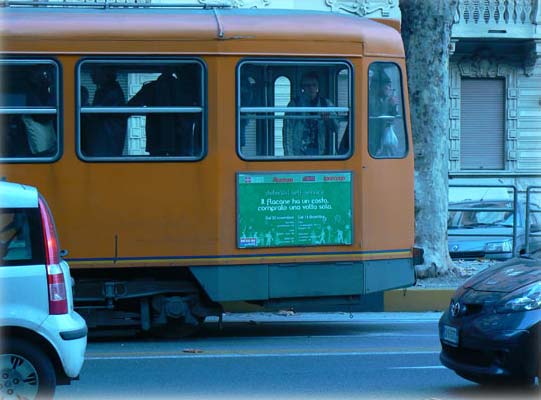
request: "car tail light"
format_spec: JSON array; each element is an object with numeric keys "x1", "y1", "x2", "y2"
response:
[
  {"x1": 47, "y1": 264, "x2": 68, "y2": 314},
  {"x1": 39, "y1": 195, "x2": 68, "y2": 315}
]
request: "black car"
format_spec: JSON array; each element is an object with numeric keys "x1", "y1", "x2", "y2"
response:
[{"x1": 439, "y1": 257, "x2": 540, "y2": 385}]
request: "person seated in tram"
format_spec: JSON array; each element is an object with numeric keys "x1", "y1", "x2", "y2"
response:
[
  {"x1": 283, "y1": 71, "x2": 338, "y2": 156},
  {"x1": 369, "y1": 70, "x2": 401, "y2": 157},
  {"x1": 18, "y1": 67, "x2": 57, "y2": 157},
  {"x1": 82, "y1": 66, "x2": 127, "y2": 157}
]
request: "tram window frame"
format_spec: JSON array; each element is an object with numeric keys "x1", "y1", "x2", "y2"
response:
[
  {"x1": 367, "y1": 62, "x2": 408, "y2": 159},
  {"x1": 237, "y1": 59, "x2": 353, "y2": 161},
  {"x1": 77, "y1": 58, "x2": 207, "y2": 162},
  {"x1": 0, "y1": 59, "x2": 62, "y2": 163}
]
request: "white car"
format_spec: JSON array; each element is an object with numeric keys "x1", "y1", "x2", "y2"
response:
[{"x1": 0, "y1": 181, "x2": 87, "y2": 399}]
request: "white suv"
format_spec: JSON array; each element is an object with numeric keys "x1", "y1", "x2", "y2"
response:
[{"x1": 0, "y1": 181, "x2": 87, "y2": 399}]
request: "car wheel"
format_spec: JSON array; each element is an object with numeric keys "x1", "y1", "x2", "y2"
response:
[{"x1": 0, "y1": 338, "x2": 56, "y2": 400}]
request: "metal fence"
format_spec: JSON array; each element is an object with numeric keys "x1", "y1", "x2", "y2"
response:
[{"x1": 525, "y1": 186, "x2": 541, "y2": 255}]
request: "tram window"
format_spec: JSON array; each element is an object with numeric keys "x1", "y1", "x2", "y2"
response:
[
  {"x1": 0, "y1": 60, "x2": 60, "y2": 161},
  {"x1": 368, "y1": 62, "x2": 408, "y2": 159},
  {"x1": 78, "y1": 60, "x2": 205, "y2": 160},
  {"x1": 238, "y1": 61, "x2": 352, "y2": 160}
]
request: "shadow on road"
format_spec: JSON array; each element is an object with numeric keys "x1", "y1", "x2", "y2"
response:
[
  {"x1": 444, "y1": 382, "x2": 540, "y2": 400},
  {"x1": 88, "y1": 318, "x2": 431, "y2": 342}
]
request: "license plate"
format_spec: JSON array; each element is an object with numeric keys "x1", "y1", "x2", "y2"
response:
[{"x1": 442, "y1": 325, "x2": 459, "y2": 347}]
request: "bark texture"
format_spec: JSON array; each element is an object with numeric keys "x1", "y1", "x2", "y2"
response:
[{"x1": 399, "y1": 0, "x2": 458, "y2": 277}]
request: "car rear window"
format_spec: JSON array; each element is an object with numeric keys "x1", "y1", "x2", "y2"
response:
[{"x1": 0, "y1": 208, "x2": 45, "y2": 266}]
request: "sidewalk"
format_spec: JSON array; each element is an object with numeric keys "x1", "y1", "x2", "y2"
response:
[
  {"x1": 209, "y1": 311, "x2": 442, "y2": 324},
  {"x1": 384, "y1": 259, "x2": 497, "y2": 312}
]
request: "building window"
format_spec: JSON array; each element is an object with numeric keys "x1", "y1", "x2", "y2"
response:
[
  {"x1": 238, "y1": 60, "x2": 352, "y2": 160},
  {"x1": 0, "y1": 60, "x2": 60, "y2": 162},
  {"x1": 460, "y1": 78, "x2": 505, "y2": 170},
  {"x1": 78, "y1": 59, "x2": 205, "y2": 161}
]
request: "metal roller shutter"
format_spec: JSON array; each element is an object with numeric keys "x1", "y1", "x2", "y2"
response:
[{"x1": 460, "y1": 78, "x2": 505, "y2": 170}]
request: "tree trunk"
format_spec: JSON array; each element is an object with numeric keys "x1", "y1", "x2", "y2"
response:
[{"x1": 399, "y1": 0, "x2": 458, "y2": 277}]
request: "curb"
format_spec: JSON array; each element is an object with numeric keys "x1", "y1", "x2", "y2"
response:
[
  {"x1": 222, "y1": 288, "x2": 457, "y2": 314},
  {"x1": 384, "y1": 288, "x2": 455, "y2": 312}
]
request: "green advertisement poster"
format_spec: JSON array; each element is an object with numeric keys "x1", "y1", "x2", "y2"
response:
[{"x1": 237, "y1": 172, "x2": 353, "y2": 248}]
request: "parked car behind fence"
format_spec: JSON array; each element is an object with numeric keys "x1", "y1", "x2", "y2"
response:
[{"x1": 448, "y1": 199, "x2": 541, "y2": 260}]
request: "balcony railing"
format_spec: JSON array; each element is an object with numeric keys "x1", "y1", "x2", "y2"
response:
[{"x1": 452, "y1": 0, "x2": 541, "y2": 39}]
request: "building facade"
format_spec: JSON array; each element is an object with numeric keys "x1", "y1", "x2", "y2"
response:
[{"x1": 449, "y1": 0, "x2": 541, "y2": 194}]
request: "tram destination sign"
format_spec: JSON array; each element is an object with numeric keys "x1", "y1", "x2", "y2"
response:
[{"x1": 237, "y1": 171, "x2": 353, "y2": 248}]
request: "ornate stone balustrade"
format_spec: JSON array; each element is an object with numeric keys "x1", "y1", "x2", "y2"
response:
[{"x1": 452, "y1": 0, "x2": 541, "y2": 38}]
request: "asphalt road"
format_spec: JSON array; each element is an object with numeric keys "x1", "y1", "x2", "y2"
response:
[{"x1": 57, "y1": 312, "x2": 540, "y2": 400}]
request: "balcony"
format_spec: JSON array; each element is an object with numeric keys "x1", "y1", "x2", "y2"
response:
[{"x1": 452, "y1": 0, "x2": 541, "y2": 39}]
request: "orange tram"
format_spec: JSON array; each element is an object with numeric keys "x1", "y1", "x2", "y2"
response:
[{"x1": 1, "y1": 2, "x2": 416, "y2": 334}]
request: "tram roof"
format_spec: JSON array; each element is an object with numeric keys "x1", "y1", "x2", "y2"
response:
[{"x1": 1, "y1": 7, "x2": 404, "y2": 57}]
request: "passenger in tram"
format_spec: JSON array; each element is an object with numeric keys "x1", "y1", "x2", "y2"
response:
[
  {"x1": 82, "y1": 67, "x2": 127, "y2": 157},
  {"x1": 127, "y1": 66, "x2": 199, "y2": 157},
  {"x1": 369, "y1": 70, "x2": 400, "y2": 157},
  {"x1": 370, "y1": 70, "x2": 399, "y2": 117},
  {"x1": 283, "y1": 71, "x2": 338, "y2": 156},
  {"x1": 1, "y1": 68, "x2": 31, "y2": 157},
  {"x1": 20, "y1": 67, "x2": 57, "y2": 157},
  {"x1": 2, "y1": 114, "x2": 29, "y2": 158}
]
